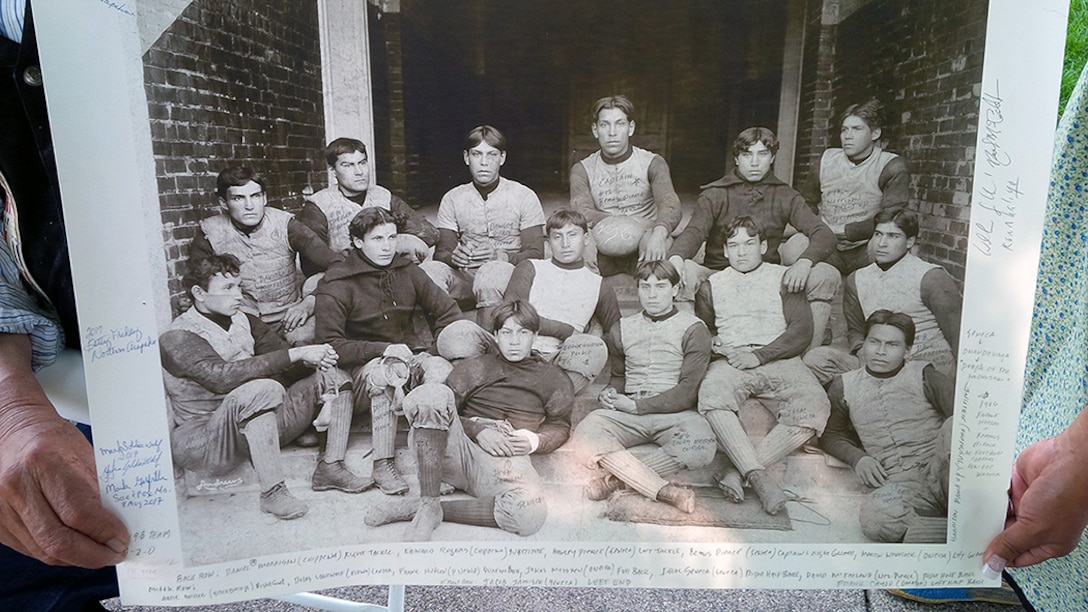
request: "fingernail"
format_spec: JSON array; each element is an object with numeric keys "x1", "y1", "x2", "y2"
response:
[
  {"x1": 982, "y1": 555, "x2": 1006, "y2": 580},
  {"x1": 107, "y1": 539, "x2": 128, "y2": 555}
]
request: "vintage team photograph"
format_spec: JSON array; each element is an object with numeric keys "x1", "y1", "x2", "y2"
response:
[{"x1": 140, "y1": 0, "x2": 980, "y2": 566}]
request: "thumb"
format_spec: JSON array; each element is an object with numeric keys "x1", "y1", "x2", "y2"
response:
[{"x1": 982, "y1": 520, "x2": 1028, "y2": 579}]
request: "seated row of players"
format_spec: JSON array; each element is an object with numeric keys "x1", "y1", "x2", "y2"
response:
[{"x1": 162, "y1": 203, "x2": 955, "y2": 544}]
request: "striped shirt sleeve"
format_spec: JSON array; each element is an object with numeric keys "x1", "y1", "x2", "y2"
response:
[
  {"x1": 0, "y1": 212, "x2": 63, "y2": 371},
  {"x1": 0, "y1": 0, "x2": 25, "y2": 44}
]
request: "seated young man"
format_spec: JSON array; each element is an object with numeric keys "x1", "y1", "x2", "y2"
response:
[
  {"x1": 804, "y1": 208, "x2": 961, "y2": 384},
  {"x1": 314, "y1": 208, "x2": 463, "y2": 496},
  {"x1": 161, "y1": 255, "x2": 371, "y2": 521},
  {"x1": 437, "y1": 209, "x2": 619, "y2": 393},
  {"x1": 298, "y1": 137, "x2": 438, "y2": 274},
  {"x1": 420, "y1": 125, "x2": 546, "y2": 311},
  {"x1": 365, "y1": 301, "x2": 573, "y2": 541},
  {"x1": 570, "y1": 95, "x2": 682, "y2": 277},
  {"x1": 819, "y1": 310, "x2": 954, "y2": 543},
  {"x1": 667, "y1": 127, "x2": 839, "y2": 350},
  {"x1": 569, "y1": 260, "x2": 715, "y2": 513},
  {"x1": 696, "y1": 217, "x2": 830, "y2": 515},
  {"x1": 190, "y1": 166, "x2": 339, "y2": 345},
  {"x1": 794, "y1": 99, "x2": 910, "y2": 276}
]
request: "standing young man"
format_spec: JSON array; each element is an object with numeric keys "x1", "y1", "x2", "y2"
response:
[
  {"x1": 570, "y1": 95, "x2": 682, "y2": 277},
  {"x1": 298, "y1": 137, "x2": 437, "y2": 274},
  {"x1": 365, "y1": 301, "x2": 573, "y2": 541},
  {"x1": 696, "y1": 217, "x2": 830, "y2": 515},
  {"x1": 569, "y1": 260, "x2": 714, "y2": 513},
  {"x1": 420, "y1": 125, "x2": 546, "y2": 311}
]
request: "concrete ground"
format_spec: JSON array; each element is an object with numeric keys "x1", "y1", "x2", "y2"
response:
[
  {"x1": 118, "y1": 194, "x2": 1026, "y2": 609},
  {"x1": 101, "y1": 586, "x2": 1027, "y2": 611}
]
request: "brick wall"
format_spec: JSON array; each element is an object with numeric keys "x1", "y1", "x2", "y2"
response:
[
  {"x1": 144, "y1": 1, "x2": 326, "y2": 314},
  {"x1": 794, "y1": 0, "x2": 988, "y2": 282},
  {"x1": 369, "y1": 5, "x2": 409, "y2": 198},
  {"x1": 793, "y1": 5, "x2": 838, "y2": 191}
]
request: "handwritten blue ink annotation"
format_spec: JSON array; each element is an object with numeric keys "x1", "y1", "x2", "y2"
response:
[{"x1": 84, "y1": 325, "x2": 157, "y2": 362}]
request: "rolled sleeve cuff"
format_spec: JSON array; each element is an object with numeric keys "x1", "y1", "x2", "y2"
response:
[
  {"x1": 0, "y1": 237, "x2": 64, "y2": 370},
  {"x1": 0, "y1": 308, "x2": 63, "y2": 371}
]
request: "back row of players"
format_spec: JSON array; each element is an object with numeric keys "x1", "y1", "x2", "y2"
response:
[{"x1": 161, "y1": 95, "x2": 961, "y2": 544}]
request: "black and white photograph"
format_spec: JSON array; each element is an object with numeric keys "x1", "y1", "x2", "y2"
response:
[
  {"x1": 30, "y1": 0, "x2": 1068, "y2": 604},
  {"x1": 139, "y1": 0, "x2": 979, "y2": 564}
]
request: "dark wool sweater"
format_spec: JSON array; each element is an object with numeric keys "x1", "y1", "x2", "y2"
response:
[{"x1": 314, "y1": 250, "x2": 462, "y2": 367}]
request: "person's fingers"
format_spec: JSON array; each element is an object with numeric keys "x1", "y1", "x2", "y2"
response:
[
  {"x1": 4, "y1": 472, "x2": 125, "y2": 568},
  {"x1": 983, "y1": 519, "x2": 1035, "y2": 576},
  {"x1": 0, "y1": 502, "x2": 48, "y2": 561},
  {"x1": 35, "y1": 444, "x2": 128, "y2": 567}
]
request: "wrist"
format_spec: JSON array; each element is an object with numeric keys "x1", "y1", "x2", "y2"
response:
[
  {"x1": 0, "y1": 382, "x2": 62, "y2": 441},
  {"x1": 1056, "y1": 420, "x2": 1088, "y2": 468},
  {"x1": 0, "y1": 334, "x2": 55, "y2": 422}
]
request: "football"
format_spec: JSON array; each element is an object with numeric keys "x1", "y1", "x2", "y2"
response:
[{"x1": 591, "y1": 215, "x2": 646, "y2": 256}]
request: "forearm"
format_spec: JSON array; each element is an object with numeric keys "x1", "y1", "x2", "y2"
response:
[
  {"x1": 161, "y1": 331, "x2": 291, "y2": 393},
  {"x1": 539, "y1": 318, "x2": 576, "y2": 340},
  {"x1": 636, "y1": 325, "x2": 710, "y2": 414},
  {"x1": 532, "y1": 384, "x2": 572, "y2": 454},
  {"x1": 843, "y1": 277, "x2": 865, "y2": 353},
  {"x1": 844, "y1": 205, "x2": 905, "y2": 242},
  {"x1": 921, "y1": 269, "x2": 963, "y2": 354},
  {"x1": 634, "y1": 384, "x2": 697, "y2": 414},
  {"x1": 791, "y1": 197, "x2": 837, "y2": 263},
  {"x1": 1061, "y1": 409, "x2": 1088, "y2": 456},
  {"x1": 820, "y1": 430, "x2": 868, "y2": 468},
  {"x1": 819, "y1": 383, "x2": 867, "y2": 467},
  {"x1": 433, "y1": 229, "x2": 459, "y2": 267},
  {"x1": 460, "y1": 416, "x2": 485, "y2": 444},
  {"x1": 668, "y1": 195, "x2": 713, "y2": 260},
  {"x1": 0, "y1": 333, "x2": 55, "y2": 428},
  {"x1": 328, "y1": 338, "x2": 390, "y2": 369},
  {"x1": 509, "y1": 229, "x2": 544, "y2": 265},
  {"x1": 648, "y1": 157, "x2": 682, "y2": 232},
  {"x1": 534, "y1": 421, "x2": 570, "y2": 454},
  {"x1": 290, "y1": 220, "x2": 337, "y2": 272},
  {"x1": 754, "y1": 292, "x2": 811, "y2": 363}
]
